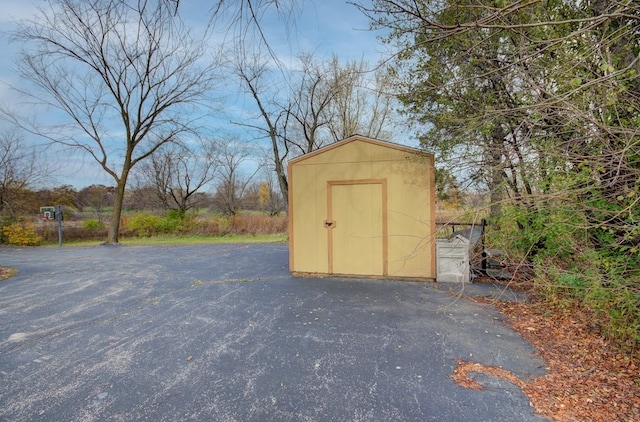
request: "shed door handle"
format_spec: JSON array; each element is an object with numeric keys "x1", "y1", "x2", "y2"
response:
[{"x1": 324, "y1": 220, "x2": 335, "y2": 228}]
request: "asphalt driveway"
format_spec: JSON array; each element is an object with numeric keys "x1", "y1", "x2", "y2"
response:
[{"x1": 0, "y1": 243, "x2": 547, "y2": 421}]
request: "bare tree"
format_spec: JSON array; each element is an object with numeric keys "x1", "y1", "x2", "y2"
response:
[
  {"x1": 76, "y1": 185, "x2": 115, "y2": 221},
  {"x1": 202, "y1": 0, "x2": 301, "y2": 63},
  {"x1": 325, "y1": 56, "x2": 395, "y2": 142},
  {"x1": 123, "y1": 185, "x2": 163, "y2": 211},
  {"x1": 232, "y1": 50, "x2": 399, "y2": 207},
  {"x1": 9, "y1": 0, "x2": 221, "y2": 243},
  {"x1": 0, "y1": 129, "x2": 44, "y2": 218},
  {"x1": 256, "y1": 165, "x2": 285, "y2": 215},
  {"x1": 232, "y1": 45, "x2": 291, "y2": 207},
  {"x1": 137, "y1": 139, "x2": 219, "y2": 216},
  {"x1": 285, "y1": 54, "x2": 340, "y2": 155},
  {"x1": 212, "y1": 141, "x2": 261, "y2": 215}
]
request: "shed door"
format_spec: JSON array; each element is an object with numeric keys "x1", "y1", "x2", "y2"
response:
[{"x1": 327, "y1": 181, "x2": 387, "y2": 276}]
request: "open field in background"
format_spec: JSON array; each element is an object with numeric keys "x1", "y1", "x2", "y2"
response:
[
  {"x1": 11, "y1": 212, "x2": 289, "y2": 246},
  {"x1": 4, "y1": 204, "x2": 493, "y2": 245}
]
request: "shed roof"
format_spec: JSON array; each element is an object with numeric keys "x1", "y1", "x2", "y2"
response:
[{"x1": 287, "y1": 134, "x2": 430, "y2": 165}]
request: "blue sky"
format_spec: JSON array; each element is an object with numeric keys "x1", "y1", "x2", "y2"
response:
[{"x1": 0, "y1": 0, "x2": 396, "y2": 189}]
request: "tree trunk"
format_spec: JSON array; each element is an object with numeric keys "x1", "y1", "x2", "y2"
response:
[
  {"x1": 488, "y1": 126, "x2": 505, "y2": 219},
  {"x1": 106, "y1": 163, "x2": 131, "y2": 244},
  {"x1": 275, "y1": 160, "x2": 288, "y2": 210},
  {"x1": 106, "y1": 178, "x2": 127, "y2": 244}
]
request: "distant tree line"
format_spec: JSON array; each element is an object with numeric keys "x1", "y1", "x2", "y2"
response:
[{"x1": 0, "y1": 179, "x2": 284, "y2": 221}]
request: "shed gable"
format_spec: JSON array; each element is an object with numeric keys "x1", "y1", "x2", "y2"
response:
[{"x1": 289, "y1": 135, "x2": 425, "y2": 166}]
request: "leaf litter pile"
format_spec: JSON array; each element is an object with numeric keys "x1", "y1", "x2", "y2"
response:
[
  {"x1": 0, "y1": 266, "x2": 16, "y2": 280},
  {"x1": 452, "y1": 293, "x2": 640, "y2": 421}
]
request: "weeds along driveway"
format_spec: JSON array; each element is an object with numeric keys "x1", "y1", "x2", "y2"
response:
[{"x1": 0, "y1": 243, "x2": 547, "y2": 421}]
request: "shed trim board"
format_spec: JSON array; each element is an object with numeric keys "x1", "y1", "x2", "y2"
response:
[
  {"x1": 288, "y1": 134, "x2": 436, "y2": 280},
  {"x1": 288, "y1": 135, "x2": 429, "y2": 165}
]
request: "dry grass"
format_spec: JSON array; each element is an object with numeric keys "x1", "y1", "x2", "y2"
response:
[{"x1": 35, "y1": 213, "x2": 288, "y2": 242}]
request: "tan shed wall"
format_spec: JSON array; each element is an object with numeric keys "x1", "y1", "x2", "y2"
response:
[{"x1": 288, "y1": 138, "x2": 435, "y2": 279}]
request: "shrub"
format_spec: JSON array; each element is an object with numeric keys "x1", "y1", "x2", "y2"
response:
[
  {"x1": 69, "y1": 225, "x2": 108, "y2": 241},
  {"x1": 493, "y1": 202, "x2": 640, "y2": 352},
  {"x1": 2, "y1": 220, "x2": 42, "y2": 246},
  {"x1": 83, "y1": 219, "x2": 105, "y2": 230},
  {"x1": 228, "y1": 214, "x2": 287, "y2": 235},
  {"x1": 121, "y1": 211, "x2": 205, "y2": 237},
  {"x1": 124, "y1": 212, "x2": 166, "y2": 237},
  {"x1": 173, "y1": 213, "x2": 203, "y2": 234},
  {"x1": 533, "y1": 251, "x2": 640, "y2": 351},
  {"x1": 195, "y1": 215, "x2": 226, "y2": 236}
]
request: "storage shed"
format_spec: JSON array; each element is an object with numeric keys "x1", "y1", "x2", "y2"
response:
[{"x1": 288, "y1": 134, "x2": 436, "y2": 280}]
